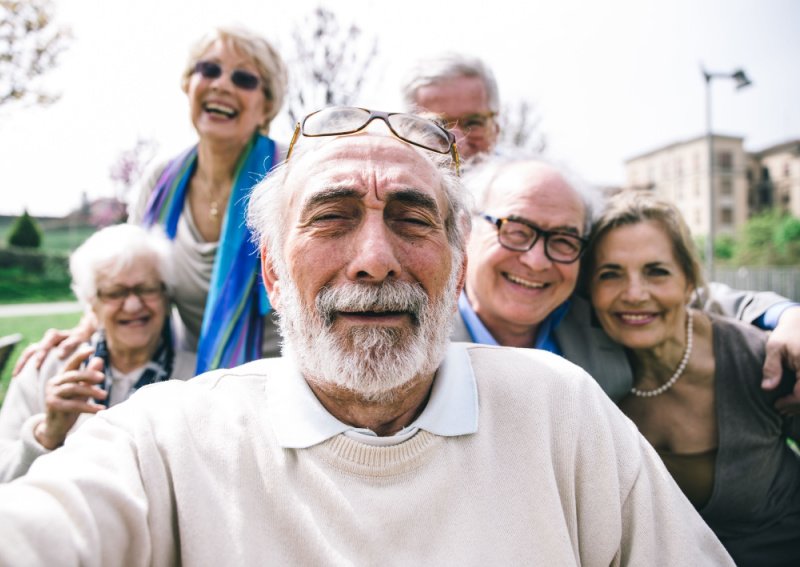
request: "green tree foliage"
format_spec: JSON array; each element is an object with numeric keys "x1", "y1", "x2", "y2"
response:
[
  {"x1": 498, "y1": 99, "x2": 547, "y2": 154},
  {"x1": 734, "y1": 208, "x2": 800, "y2": 266},
  {"x1": 7, "y1": 209, "x2": 42, "y2": 248},
  {"x1": 714, "y1": 233, "x2": 736, "y2": 261},
  {"x1": 775, "y1": 216, "x2": 800, "y2": 253},
  {"x1": 0, "y1": 0, "x2": 71, "y2": 111}
]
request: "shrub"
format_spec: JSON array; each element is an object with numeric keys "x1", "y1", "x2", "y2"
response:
[
  {"x1": 7, "y1": 211, "x2": 42, "y2": 248},
  {"x1": 714, "y1": 234, "x2": 736, "y2": 261}
]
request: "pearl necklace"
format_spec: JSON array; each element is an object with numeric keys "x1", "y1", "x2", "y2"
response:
[{"x1": 630, "y1": 309, "x2": 694, "y2": 398}]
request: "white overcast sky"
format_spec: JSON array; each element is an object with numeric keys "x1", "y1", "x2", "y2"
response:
[{"x1": 1, "y1": 0, "x2": 798, "y2": 216}]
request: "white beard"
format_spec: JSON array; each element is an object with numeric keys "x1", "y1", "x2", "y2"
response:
[{"x1": 275, "y1": 266, "x2": 460, "y2": 404}]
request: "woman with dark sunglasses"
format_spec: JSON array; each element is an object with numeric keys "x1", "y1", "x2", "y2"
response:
[
  {"x1": 15, "y1": 26, "x2": 287, "y2": 376},
  {"x1": 130, "y1": 25, "x2": 288, "y2": 373}
]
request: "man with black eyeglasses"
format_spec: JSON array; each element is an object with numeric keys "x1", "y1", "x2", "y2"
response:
[{"x1": 456, "y1": 156, "x2": 800, "y2": 406}]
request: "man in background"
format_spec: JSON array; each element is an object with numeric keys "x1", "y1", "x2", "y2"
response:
[{"x1": 402, "y1": 53, "x2": 500, "y2": 160}]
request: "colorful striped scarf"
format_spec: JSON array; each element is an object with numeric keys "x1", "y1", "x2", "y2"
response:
[
  {"x1": 91, "y1": 323, "x2": 175, "y2": 408},
  {"x1": 141, "y1": 134, "x2": 277, "y2": 373}
]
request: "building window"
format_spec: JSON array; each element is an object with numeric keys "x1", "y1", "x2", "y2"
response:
[
  {"x1": 694, "y1": 181, "x2": 700, "y2": 197},
  {"x1": 785, "y1": 162, "x2": 791, "y2": 177},
  {"x1": 720, "y1": 207, "x2": 733, "y2": 225},
  {"x1": 720, "y1": 178, "x2": 733, "y2": 195},
  {"x1": 717, "y1": 151, "x2": 733, "y2": 171},
  {"x1": 762, "y1": 167, "x2": 770, "y2": 180}
]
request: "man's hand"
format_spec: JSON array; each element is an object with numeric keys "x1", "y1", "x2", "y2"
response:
[
  {"x1": 11, "y1": 310, "x2": 97, "y2": 376},
  {"x1": 34, "y1": 347, "x2": 107, "y2": 451},
  {"x1": 761, "y1": 305, "x2": 800, "y2": 416}
]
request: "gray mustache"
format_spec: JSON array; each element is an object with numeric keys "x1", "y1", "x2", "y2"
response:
[{"x1": 315, "y1": 281, "x2": 429, "y2": 326}]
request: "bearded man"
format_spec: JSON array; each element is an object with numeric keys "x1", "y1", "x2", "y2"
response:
[{"x1": 0, "y1": 108, "x2": 733, "y2": 566}]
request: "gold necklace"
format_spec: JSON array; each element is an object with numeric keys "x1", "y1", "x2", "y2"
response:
[
  {"x1": 201, "y1": 181, "x2": 224, "y2": 221},
  {"x1": 209, "y1": 198, "x2": 220, "y2": 220}
]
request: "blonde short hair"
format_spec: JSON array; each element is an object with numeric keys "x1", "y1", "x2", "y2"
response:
[{"x1": 181, "y1": 25, "x2": 288, "y2": 135}]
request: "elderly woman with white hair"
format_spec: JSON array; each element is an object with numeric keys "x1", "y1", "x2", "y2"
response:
[{"x1": 0, "y1": 225, "x2": 196, "y2": 482}]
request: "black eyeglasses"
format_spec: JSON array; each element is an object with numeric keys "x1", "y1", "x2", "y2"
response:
[
  {"x1": 482, "y1": 215, "x2": 587, "y2": 264},
  {"x1": 193, "y1": 61, "x2": 261, "y2": 91},
  {"x1": 287, "y1": 106, "x2": 460, "y2": 173}
]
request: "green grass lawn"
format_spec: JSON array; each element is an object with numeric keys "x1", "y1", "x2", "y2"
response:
[
  {"x1": 0, "y1": 266, "x2": 76, "y2": 304},
  {"x1": 0, "y1": 311, "x2": 83, "y2": 408}
]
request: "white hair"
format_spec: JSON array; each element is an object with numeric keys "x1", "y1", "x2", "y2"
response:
[
  {"x1": 400, "y1": 52, "x2": 500, "y2": 114},
  {"x1": 462, "y1": 153, "x2": 603, "y2": 236},
  {"x1": 69, "y1": 224, "x2": 175, "y2": 307}
]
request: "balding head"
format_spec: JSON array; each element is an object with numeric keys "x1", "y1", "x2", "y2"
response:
[{"x1": 463, "y1": 158, "x2": 596, "y2": 347}]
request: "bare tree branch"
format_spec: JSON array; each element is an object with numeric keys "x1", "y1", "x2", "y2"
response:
[
  {"x1": 498, "y1": 99, "x2": 547, "y2": 154},
  {"x1": 0, "y1": 0, "x2": 71, "y2": 112},
  {"x1": 283, "y1": 6, "x2": 378, "y2": 129},
  {"x1": 109, "y1": 137, "x2": 159, "y2": 201}
]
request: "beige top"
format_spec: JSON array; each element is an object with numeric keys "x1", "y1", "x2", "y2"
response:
[{"x1": 129, "y1": 154, "x2": 283, "y2": 357}]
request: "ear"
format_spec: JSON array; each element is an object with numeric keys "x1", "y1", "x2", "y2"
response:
[
  {"x1": 453, "y1": 253, "x2": 469, "y2": 313},
  {"x1": 261, "y1": 243, "x2": 281, "y2": 311}
]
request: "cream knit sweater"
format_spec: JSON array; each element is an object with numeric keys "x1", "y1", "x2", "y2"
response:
[{"x1": 0, "y1": 344, "x2": 732, "y2": 566}]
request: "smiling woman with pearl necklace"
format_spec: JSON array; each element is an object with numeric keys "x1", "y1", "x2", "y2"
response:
[{"x1": 586, "y1": 190, "x2": 800, "y2": 567}]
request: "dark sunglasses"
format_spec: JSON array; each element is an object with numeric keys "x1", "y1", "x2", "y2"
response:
[
  {"x1": 287, "y1": 106, "x2": 460, "y2": 173},
  {"x1": 193, "y1": 61, "x2": 261, "y2": 91}
]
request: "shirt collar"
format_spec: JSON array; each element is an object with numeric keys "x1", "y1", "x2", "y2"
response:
[
  {"x1": 267, "y1": 343, "x2": 478, "y2": 449},
  {"x1": 458, "y1": 290, "x2": 569, "y2": 354}
]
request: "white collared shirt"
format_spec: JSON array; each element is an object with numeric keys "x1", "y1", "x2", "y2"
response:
[{"x1": 266, "y1": 343, "x2": 479, "y2": 448}]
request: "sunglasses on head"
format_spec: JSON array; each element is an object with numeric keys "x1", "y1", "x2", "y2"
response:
[{"x1": 193, "y1": 61, "x2": 261, "y2": 91}]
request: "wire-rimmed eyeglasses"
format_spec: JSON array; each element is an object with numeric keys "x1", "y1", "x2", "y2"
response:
[
  {"x1": 96, "y1": 282, "x2": 166, "y2": 306},
  {"x1": 482, "y1": 215, "x2": 587, "y2": 264},
  {"x1": 286, "y1": 106, "x2": 460, "y2": 173},
  {"x1": 434, "y1": 110, "x2": 495, "y2": 138}
]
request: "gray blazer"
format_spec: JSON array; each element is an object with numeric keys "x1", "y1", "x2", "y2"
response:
[{"x1": 451, "y1": 284, "x2": 791, "y2": 403}]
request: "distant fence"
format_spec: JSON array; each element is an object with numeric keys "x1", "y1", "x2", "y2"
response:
[{"x1": 714, "y1": 266, "x2": 800, "y2": 302}]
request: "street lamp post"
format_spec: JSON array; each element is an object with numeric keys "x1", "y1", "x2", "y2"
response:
[{"x1": 701, "y1": 66, "x2": 752, "y2": 282}]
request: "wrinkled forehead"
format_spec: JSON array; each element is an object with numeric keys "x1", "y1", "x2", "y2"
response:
[{"x1": 284, "y1": 134, "x2": 446, "y2": 211}]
